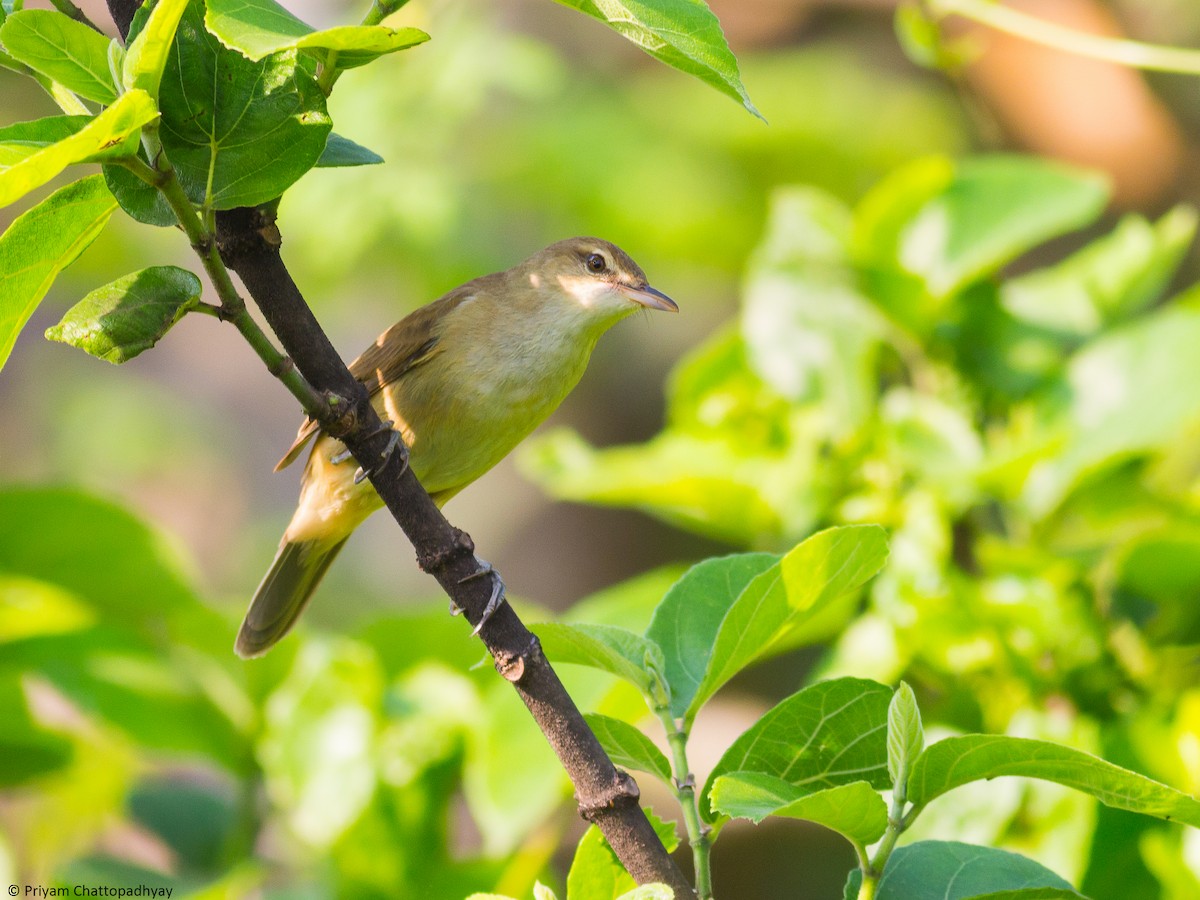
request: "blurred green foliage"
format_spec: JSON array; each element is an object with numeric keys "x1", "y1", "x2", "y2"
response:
[{"x1": 522, "y1": 152, "x2": 1200, "y2": 896}]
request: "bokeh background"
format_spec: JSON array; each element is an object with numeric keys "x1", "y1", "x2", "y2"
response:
[{"x1": 4, "y1": 1, "x2": 1200, "y2": 897}]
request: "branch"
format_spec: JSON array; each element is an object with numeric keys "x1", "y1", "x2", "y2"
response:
[
  {"x1": 214, "y1": 204, "x2": 696, "y2": 899},
  {"x1": 106, "y1": 0, "x2": 141, "y2": 38},
  {"x1": 104, "y1": 3, "x2": 691, "y2": 892}
]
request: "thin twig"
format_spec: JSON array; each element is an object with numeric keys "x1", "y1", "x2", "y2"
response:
[
  {"x1": 117, "y1": 136, "x2": 334, "y2": 422},
  {"x1": 932, "y1": 0, "x2": 1200, "y2": 75}
]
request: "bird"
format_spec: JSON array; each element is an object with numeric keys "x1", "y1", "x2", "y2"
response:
[{"x1": 236, "y1": 237, "x2": 678, "y2": 657}]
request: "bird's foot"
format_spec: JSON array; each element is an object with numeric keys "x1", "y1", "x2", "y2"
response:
[
  {"x1": 326, "y1": 421, "x2": 407, "y2": 485},
  {"x1": 353, "y1": 429, "x2": 407, "y2": 484},
  {"x1": 329, "y1": 420, "x2": 402, "y2": 472},
  {"x1": 454, "y1": 557, "x2": 507, "y2": 636}
]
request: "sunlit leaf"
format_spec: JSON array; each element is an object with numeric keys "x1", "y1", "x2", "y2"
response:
[
  {"x1": 689, "y1": 525, "x2": 888, "y2": 719},
  {"x1": 888, "y1": 681, "x2": 923, "y2": 791},
  {"x1": 0, "y1": 115, "x2": 91, "y2": 166},
  {"x1": 907, "y1": 735, "x2": 1200, "y2": 826},
  {"x1": 205, "y1": 0, "x2": 429, "y2": 66},
  {"x1": 0, "y1": 575, "x2": 94, "y2": 643},
  {"x1": 0, "y1": 90, "x2": 157, "y2": 208},
  {"x1": 711, "y1": 773, "x2": 888, "y2": 845},
  {"x1": 535, "y1": 622, "x2": 664, "y2": 694},
  {"x1": 0, "y1": 676, "x2": 73, "y2": 786},
  {"x1": 259, "y1": 640, "x2": 383, "y2": 847},
  {"x1": 1022, "y1": 304, "x2": 1200, "y2": 515},
  {"x1": 552, "y1": 0, "x2": 757, "y2": 117},
  {"x1": 0, "y1": 175, "x2": 116, "y2": 372},
  {"x1": 122, "y1": 0, "x2": 189, "y2": 102},
  {"x1": 858, "y1": 155, "x2": 1109, "y2": 298},
  {"x1": 702, "y1": 677, "x2": 892, "y2": 822},
  {"x1": 910, "y1": 156, "x2": 1108, "y2": 297},
  {"x1": 583, "y1": 713, "x2": 671, "y2": 784},
  {"x1": 45, "y1": 266, "x2": 202, "y2": 363},
  {"x1": 644, "y1": 552, "x2": 778, "y2": 720},
  {"x1": 1003, "y1": 206, "x2": 1198, "y2": 335},
  {"x1": 741, "y1": 187, "x2": 887, "y2": 436},
  {"x1": 522, "y1": 428, "x2": 797, "y2": 546},
  {"x1": 0, "y1": 9, "x2": 116, "y2": 103},
  {"x1": 566, "y1": 812, "x2": 678, "y2": 900}
]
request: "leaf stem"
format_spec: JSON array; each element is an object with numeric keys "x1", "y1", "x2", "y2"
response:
[
  {"x1": 316, "y1": 0, "x2": 412, "y2": 96},
  {"x1": 930, "y1": 0, "x2": 1200, "y2": 76},
  {"x1": 317, "y1": 49, "x2": 341, "y2": 97},
  {"x1": 858, "y1": 789, "x2": 920, "y2": 898},
  {"x1": 49, "y1": 0, "x2": 103, "y2": 33},
  {"x1": 366, "y1": 0, "x2": 411, "y2": 26},
  {"x1": 120, "y1": 131, "x2": 333, "y2": 421},
  {"x1": 656, "y1": 706, "x2": 711, "y2": 899}
]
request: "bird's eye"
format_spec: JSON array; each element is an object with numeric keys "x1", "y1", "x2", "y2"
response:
[{"x1": 586, "y1": 253, "x2": 607, "y2": 273}]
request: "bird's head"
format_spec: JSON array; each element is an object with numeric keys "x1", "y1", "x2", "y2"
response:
[{"x1": 519, "y1": 237, "x2": 678, "y2": 321}]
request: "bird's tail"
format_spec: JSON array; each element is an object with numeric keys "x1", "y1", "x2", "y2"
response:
[{"x1": 235, "y1": 537, "x2": 348, "y2": 658}]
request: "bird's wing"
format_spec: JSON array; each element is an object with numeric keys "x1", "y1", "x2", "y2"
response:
[{"x1": 273, "y1": 283, "x2": 481, "y2": 471}]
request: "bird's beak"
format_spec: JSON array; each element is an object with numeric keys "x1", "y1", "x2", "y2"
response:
[{"x1": 619, "y1": 282, "x2": 679, "y2": 312}]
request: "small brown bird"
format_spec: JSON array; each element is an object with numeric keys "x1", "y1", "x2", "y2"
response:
[{"x1": 237, "y1": 238, "x2": 677, "y2": 657}]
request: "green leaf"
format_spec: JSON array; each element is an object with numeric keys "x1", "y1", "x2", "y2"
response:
[
  {"x1": 567, "y1": 823, "x2": 637, "y2": 900},
  {"x1": 1021, "y1": 305, "x2": 1200, "y2": 515},
  {"x1": 741, "y1": 187, "x2": 887, "y2": 436},
  {"x1": 0, "y1": 574, "x2": 94, "y2": 643},
  {"x1": 869, "y1": 155, "x2": 1109, "y2": 298},
  {"x1": 711, "y1": 773, "x2": 888, "y2": 845},
  {"x1": 258, "y1": 641, "x2": 383, "y2": 846},
  {"x1": 205, "y1": 0, "x2": 429, "y2": 66},
  {"x1": 45, "y1": 266, "x2": 202, "y2": 363},
  {"x1": 842, "y1": 842, "x2": 1076, "y2": 900},
  {"x1": 0, "y1": 486, "x2": 203, "y2": 635},
  {"x1": 0, "y1": 489, "x2": 246, "y2": 768},
  {"x1": 102, "y1": 158, "x2": 176, "y2": 227},
  {"x1": 536, "y1": 622, "x2": 664, "y2": 694},
  {"x1": 965, "y1": 891, "x2": 1087, "y2": 899},
  {"x1": 122, "y1": 0, "x2": 189, "y2": 102},
  {"x1": 912, "y1": 156, "x2": 1109, "y2": 297},
  {"x1": 702, "y1": 677, "x2": 893, "y2": 822},
  {"x1": 566, "y1": 812, "x2": 678, "y2": 900},
  {"x1": 0, "y1": 9, "x2": 117, "y2": 103},
  {"x1": 894, "y1": 2, "x2": 942, "y2": 69},
  {"x1": 689, "y1": 525, "x2": 889, "y2": 719},
  {"x1": 0, "y1": 114, "x2": 89, "y2": 165},
  {"x1": 0, "y1": 675, "x2": 73, "y2": 786},
  {"x1": 0, "y1": 175, "x2": 117, "y2": 372},
  {"x1": 551, "y1": 0, "x2": 758, "y2": 118},
  {"x1": 616, "y1": 888, "x2": 673, "y2": 900},
  {"x1": 155, "y1": 0, "x2": 331, "y2": 209},
  {"x1": 887, "y1": 681, "x2": 923, "y2": 792},
  {"x1": 521, "y1": 427, "x2": 796, "y2": 546},
  {"x1": 583, "y1": 713, "x2": 671, "y2": 785},
  {"x1": 0, "y1": 89, "x2": 157, "y2": 208},
  {"x1": 907, "y1": 735, "x2": 1200, "y2": 826},
  {"x1": 644, "y1": 552, "x2": 778, "y2": 720},
  {"x1": 1002, "y1": 206, "x2": 1198, "y2": 335},
  {"x1": 316, "y1": 131, "x2": 384, "y2": 168}
]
